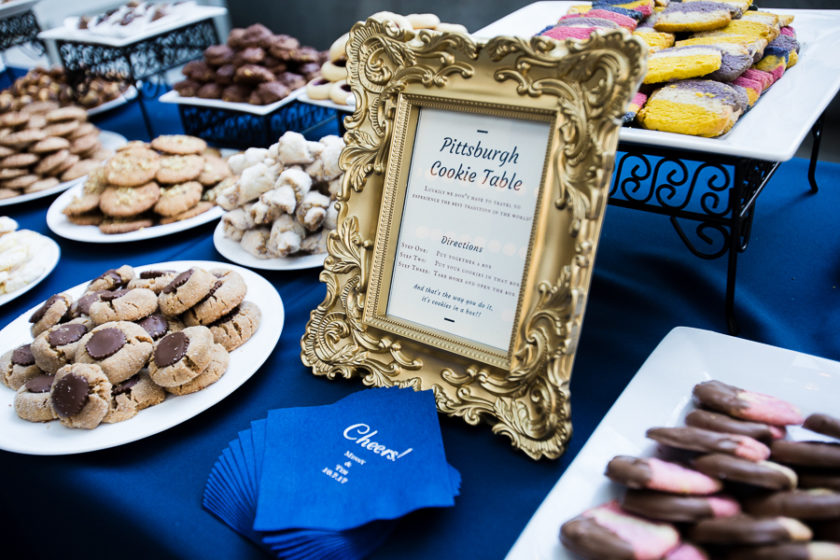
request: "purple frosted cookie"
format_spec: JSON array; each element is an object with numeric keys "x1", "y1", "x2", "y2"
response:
[
  {"x1": 647, "y1": 426, "x2": 770, "y2": 462},
  {"x1": 637, "y1": 80, "x2": 747, "y2": 137},
  {"x1": 560, "y1": 501, "x2": 680, "y2": 560},
  {"x1": 620, "y1": 489, "x2": 741, "y2": 522},
  {"x1": 686, "y1": 409, "x2": 786, "y2": 443},
  {"x1": 692, "y1": 453, "x2": 798, "y2": 490},
  {"x1": 690, "y1": 514, "x2": 813, "y2": 545},
  {"x1": 654, "y1": 2, "x2": 732, "y2": 33},
  {"x1": 606, "y1": 455, "x2": 724, "y2": 494},
  {"x1": 706, "y1": 43, "x2": 754, "y2": 81},
  {"x1": 692, "y1": 380, "x2": 804, "y2": 426}
]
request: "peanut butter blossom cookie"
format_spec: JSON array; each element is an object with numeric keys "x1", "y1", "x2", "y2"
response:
[
  {"x1": 50, "y1": 363, "x2": 112, "y2": 429},
  {"x1": 75, "y1": 321, "x2": 154, "y2": 384},
  {"x1": 148, "y1": 327, "x2": 214, "y2": 388},
  {"x1": 0, "y1": 343, "x2": 43, "y2": 390},
  {"x1": 14, "y1": 374, "x2": 57, "y2": 422},
  {"x1": 158, "y1": 267, "x2": 216, "y2": 316},
  {"x1": 31, "y1": 321, "x2": 88, "y2": 373}
]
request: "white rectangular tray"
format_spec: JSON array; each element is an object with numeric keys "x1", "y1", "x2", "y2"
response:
[
  {"x1": 474, "y1": 2, "x2": 840, "y2": 161},
  {"x1": 158, "y1": 86, "x2": 304, "y2": 116},
  {"x1": 505, "y1": 326, "x2": 840, "y2": 560}
]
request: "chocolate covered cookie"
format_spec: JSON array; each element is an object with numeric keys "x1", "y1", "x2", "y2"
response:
[
  {"x1": 690, "y1": 515, "x2": 812, "y2": 545},
  {"x1": 686, "y1": 408, "x2": 786, "y2": 443},
  {"x1": 647, "y1": 426, "x2": 771, "y2": 462},
  {"x1": 745, "y1": 489, "x2": 840, "y2": 520},
  {"x1": 693, "y1": 380, "x2": 804, "y2": 426},
  {"x1": 620, "y1": 489, "x2": 741, "y2": 522},
  {"x1": 804, "y1": 413, "x2": 840, "y2": 440},
  {"x1": 692, "y1": 453, "x2": 798, "y2": 490},
  {"x1": 771, "y1": 439, "x2": 840, "y2": 469},
  {"x1": 606, "y1": 455, "x2": 724, "y2": 495}
]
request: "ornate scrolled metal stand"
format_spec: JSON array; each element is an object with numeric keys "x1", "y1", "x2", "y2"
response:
[
  {"x1": 54, "y1": 18, "x2": 219, "y2": 137},
  {"x1": 610, "y1": 142, "x2": 781, "y2": 334},
  {"x1": 0, "y1": 10, "x2": 44, "y2": 85}
]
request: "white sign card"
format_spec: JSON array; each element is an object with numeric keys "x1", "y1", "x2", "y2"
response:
[{"x1": 386, "y1": 108, "x2": 551, "y2": 351}]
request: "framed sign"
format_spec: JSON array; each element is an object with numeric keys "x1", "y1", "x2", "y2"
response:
[{"x1": 302, "y1": 19, "x2": 646, "y2": 459}]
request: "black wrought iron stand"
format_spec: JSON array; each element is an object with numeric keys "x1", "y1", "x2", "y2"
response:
[
  {"x1": 53, "y1": 17, "x2": 219, "y2": 138},
  {"x1": 0, "y1": 9, "x2": 44, "y2": 85},
  {"x1": 610, "y1": 117, "x2": 824, "y2": 335}
]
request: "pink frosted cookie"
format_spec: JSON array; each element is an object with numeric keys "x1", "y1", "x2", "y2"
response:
[
  {"x1": 623, "y1": 92, "x2": 648, "y2": 124},
  {"x1": 741, "y1": 68, "x2": 775, "y2": 93},
  {"x1": 560, "y1": 501, "x2": 680, "y2": 560},
  {"x1": 780, "y1": 26, "x2": 796, "y2": 38},
  {"x1": 665, "y1": 543, "x2": 709, "y2": 560},
  {"x1": 692, "y1": 380, "x2": 804, "y2": 426},
  {"x1": 620, "y1": 489, "x2": 741, "y2": 522},
  {"x1": 647, "y1": 426, "x2": 771, "y2": 462},
  {"x1": 693, "y1": 454, "x2": 798, "y2": 490},
  {"x1": 560, "y1": 9, "x2": 638, "y2": 30},
  {"x1": 732, "y1": 75, "x2": 763, "y2": 107},
  {"x1": 606, "y1": 455, "x2": 723, "y2": 494},
  {"x1": 541, "y1": 26, "x2": 602, "y2": 41}
]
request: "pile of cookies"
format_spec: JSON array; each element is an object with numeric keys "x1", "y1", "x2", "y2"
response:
[
  {"x1": 69, "y1": 1, "x2": 196, "y2": 36},
  {"x1": 217, "y1": 131, "x2": 341, "y2": 259},
  {"x1": 1, "y1": 263, "x2": 262, "y2": 429},
  {"x1": 541, "y1": 0, "x2": 800, "y2": 137},
  {"x1": 0, "y1": 66, "x2": 128, "y2": 112},
  {"x1": 306, "y1": 11, "x2": 468, "y2": 107},
  {"x1": 0, "y1": 217, "x2": 55, "y2": 296},
  {"x1": 61, "y1": 134, "x2": 234, "y2": 234},
  {"x1": 0, "y1": 104, "x2": 109, "y2": 200},
  {"x1": 560, "y1": 380, "x2": 840, "y2": 559},
  {"x1": 174, "y1": 23, "x2": 324, "y2": 105}
]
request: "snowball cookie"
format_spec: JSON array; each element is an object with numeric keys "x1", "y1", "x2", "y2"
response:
[
  {"x1": 74, "y1": 321, "x2": 154, "y2": 384},
  {"x1": 50, "y1": 363, "x2": 112, "y2": 429}
]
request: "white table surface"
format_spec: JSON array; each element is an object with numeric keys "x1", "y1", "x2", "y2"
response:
[{"x1": 475, "y1": 2, "x2": 840, "y2": 161}]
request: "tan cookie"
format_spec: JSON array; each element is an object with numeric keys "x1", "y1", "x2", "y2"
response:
[
  {"x1": 45, "y1": 106, "x2": 88, "y2": 123},
  {"x1": 106, "y1": 148, "x2": 160, "y2": 187},
  {"x1": 67, "y1": 211, "x2": 104, "y2": 226},
  {"x1": 0, "y1": 167, "x2": 26, "y2": 180},
  {"x1": 50, "y1": 363, "x2": 111, "y2": 429},
  {"x1": 98, "y1": 217, "x2": 155, "y2": 234},
  {"x1": 68, "y1": 122, "x2": 97, "y2": 140},
  {"x1": 0, "y1": 145, "x2": 16, "y2": 157},
  {"x1": 182, "y1": 269, "x2": 247, "y2": 326},
  {"x1": 0, "y1": 153, "x2": 38, "y2": 168},
  {"x1": 86, "y1": 265, "x2": 135, "y2": 292},
  {"x1": 155, "y1": 154, "x2": 204, "y2": 184},
  {"x1": 159, "y1": 201, "x2": 213, "y2": 224},
  {"x1": 3, "y1": 174, "x2": 39, "y2": 190},
  {"x1": 0, "y1": 111, "x2": 29, "y2": 128},
  {"x1": 24, "y1": 177, "x2": 60, "y2": 193},
  {"x1": 127, "y1": 270, "x2": 178, "y2": 294},
  {"x1": 148, "y1": 326, "x2": 214, "y2": 387},
  {"x1": 209, "y1": 300, "x2": 261, "y2": 351},
  {"x1": 166, "y1": 342, "x2": 229, "y2": 396},
  {"x1": 63, "y1": 191, "x2": 102, "y2": 216},
  {"x1": 0, "y1": 188, "x2": 18, "y2": 199},
  {"x1": 197, "y1": 156, "x2": 232, "y2": 186},
  {"x1": 20, "y1": 100, "x2": 59, "y2": 115},
  {"x1": 69, "y1": 133, "x2": 100, "y2": 156},
  {"x1": 29, "y1": 293, "x2": 73, "y2": 337},
  {"x1": 61, "y1": 158, "x2": 100, "y2": 182},
  {"x1": 102, "y1": 371, "x2": 166, "y2": 424},
  {"x1": 153, "y1": 180, "x2": 203, "y2": 217},
  {"x1": 14, "y1": 375, "x2": 58, "y2": 423},
  {"x1": 0, "y1": 128, "x2": 47, "y2": 149},
  {"x1": 74, "y1": 320, "x2": 154, "y2": 384},
  {"x1": 150, "y1": 134, "x2": 207, "y2": 155},
  {"x1": 48, "y1": 153, "x2": 78, "y2": 177},
  {"x1": 88, "y1": 288, "x2": 158, "y2": 324},
  {"x1": 41, "y1": 120, "x2": 80, "y2": 138},
  {"x1": 26, "y1": 114, "x2": 47, "y2": 129},
  {"x1": 135, "y1": 312, "x2": 183, "y2": 340},
  {"x1": 158, "y1": 267, "x2": 216, "y2": 316},
  {"x1": 99, "y1": 182, "x2": 161, "y2": 217},
  {"x1": 0, "y1": 344, "x2": 43, "y2": 390},
  {"x1": 29, "y1": 136, "x2": 71, "y2": 154},
  {"x1": 116, "y1": 140, "x2": 150, "y2": 153},
  {"x1": 31, "y1": 321, "x2": 90, "y2": 373}
]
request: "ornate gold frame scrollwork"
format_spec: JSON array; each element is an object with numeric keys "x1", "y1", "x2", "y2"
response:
[{"x1": 301, "y1": 19, "x2": 646, "y2": 460}]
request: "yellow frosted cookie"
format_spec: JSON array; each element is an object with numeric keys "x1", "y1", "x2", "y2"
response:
[
  {"x1": 644, "y1": 45, "x2": 722, "y2": 84},
  {"x1": 654, "y1": 2, "x2": 731, "y2": 33}
]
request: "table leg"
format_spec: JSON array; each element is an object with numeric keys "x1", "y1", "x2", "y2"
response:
[{"x1": 808, "y1": 114, "x2": 824, "y2": 193}]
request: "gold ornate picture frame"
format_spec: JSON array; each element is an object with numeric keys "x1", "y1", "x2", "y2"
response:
[{"x1": 302, "y1": 19, "x2": 646, "y2": 459}]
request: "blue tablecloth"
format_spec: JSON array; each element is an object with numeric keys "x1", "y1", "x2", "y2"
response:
[{"x1": 1, "y1": 94, "x2": 838, "y2": 559}]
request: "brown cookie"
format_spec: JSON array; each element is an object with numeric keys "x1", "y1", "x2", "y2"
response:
[
  {"x1": 158, "y1": 267, "x2": 216, "y2": 316},
  {"x1": 0, "y1": 152, "x2": 38, "y2": 168},
  {"x1": 98, "y1": 216, "x2": 155, "y2": 234},
  {"x1": 155, "y1": 154, "x2": 204, "y2": 184},
  {"x1": 182, "y1": 269, "x2": 247, "y2": 326},
  {"x1": 66, "y1": 211, "x2": 104, "y2": 225},
  {"x1": 0, "y1": 111, "x2": 29, "y2": 128},
  {"x1": 0, "y1": 128, "x2": 46, "y2": 149},
  {"x1": 61, "y1": 158, "x2": 100, "y2": 182},
  {"x1": 86, "y1": 265, "x2": 135, "y2": 292},
  {"x1": 744, "y1": 489, "x2": 840, "y2": 520},
  {"x1": 209, "y1": 300, "x2": 261, "y2": 351},
  {"x1": 29, "y1": 136, "x2": 71, "y2": 154},
  {"x1": 88, "y1": 288, "x2": 158, "y2": 324},
  {"x1": 197, "y1": 156, "x2": 232, "y2": 186},
  {"x1": 50, "y1": 363, "x2": 111, "y2": 429},
  {"x1": 14, "y1": 375, "x2": 58, "y2": 423},
  {"x1": 771, "y1": 439, "x2": 840, "y2": 469},
  {"x1": 29, "y1": 293, "x2": 73, "y2": 337},
  {"x1": 0, "y1": 188, "x2": 18, "y2": 199},
  {"x1": 74, "y1": 321, "x2": 154, "y2": 384},
  {"x1": 1, "y1": 344, "x2": 44, "y2": 390},
  {"x1": 102, "y1": 371, "x2": 165, "y2": 423},
  {"x1": 0, "y1": 167, "x2": 26, "y2": 180},
  {"x1": 165, "y1": 342, "x2": 229, "y2": 396},
  {"x1": 24, "y1": 177, "x2": 61, "y2": 193},
  {"x1": 127, "y1": 270, "x2": 178, "y2": 294},
  {"x1": 135, "y1": 312, "x2": 183, "y2": 340},
  {"x1": 106, "y1": 148, "x2": 160, "y2": 187},
  {"x1": 49, "y1": 153, "x2": 79, "y2": 177},
  {"x1": 3, "y1": 174, "x2": 39, "y2": 190},
  {"x1": 68, "y1": 122, "x2": 97, "y2": 140},
  {"x1": 69, "y1": 133, "x2": 100, "y2": 156},
  {"x1": 41, "y1": 120, "x2": 80, "y2": 138},
  {"x1": 692, "y1": 453, "x2": 798, "y2": 490},
  {"x1": 690, "y1": 514, "x2": 812, "y2": 545},
  {"x1": 804, "y1": 413, "x2": 840, "y2": 440},
  {"x1": 150, "y1": 134, "x2": 207, "y2": 155},
  {"x1": 148, "y1": 326, "x2": 214, "y2": 387},
  {"x1": 158, "y1": 201, "x2": 213, "y2": 224},
  {"x1": 45, "y1": 106, "x2": 87, "y2": 123},
  {"x1": 30, "y1": 321, "x2": 89, "y2": 373},
  {"x1": 153, "y1": 181, "x2": 203, "y2": 217},
  {"x1": 99, "y1": 182, "x2": 161, "y2": 217}
]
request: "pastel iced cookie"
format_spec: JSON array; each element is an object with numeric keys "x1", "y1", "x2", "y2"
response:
[
  {"x1": 725, "y1": 542, "x2": 840, "y2": 560},
  {"x1": 745, "y1": 489, "x2": 840, "y2": 520},
  {"x1": 620, "y1": 489, "x2": 741, "y2": 522},
  {"x1": 633, "y1": 22, "x2": 675, "y2": 53},
  {"x1": 653, "y1": 2, "x2": 732, "y2": 33},
  {"x1": 592, "y1": 3, "x2": 648, "y2": 22},
  {"x1": 692, "y1": 453, "x2": 798, "y2": 490},
  {"x1": 623, "y1": 92, "x2": 648, "y2": 125},
  {"x1": 706, "y1": 43, "x2": 753, "y2": 81},
  {"x1": 682, "y1": 0, "x2": 751, "y2": 18},
  {"x1": 664, "y1": 544, "x2": 709, "y2": 560},
  {"x1": 560, "y1": 501, "x2": 680, "y2": 560},
  {"x1": 646, "y1": 426, "x2": 771, "y2": 462},
  {"x1": 560, "y1": 9, "x2": 638, "y2": 30},
  {"x1": 644, "y1": 45, "x2": 722, "y2": 84},
  {"x1": 685, "y1": 409, "x2": 786, "y2": 443},
  {"x1": 694, "y1": 19, "x2": 780, "y2": 44},
  {"x1": 597, "y1": 0, "x2": 654, "y2": 18},
  {"x1": 693, "y1": 380, "x2": 804, "y2": 426},
  {"x1": 541, "y1": 26, "x2": 604, "y2": 41},
  {"x1": 740, "y1": 68, "x2": 775, "y2": 92},
  {"x1": 553, "y1": 17, "x2": 620, "y2": 30},
  {"x1": 771, "y1": 440, "x2": 840, "y2": 469},
  {"x1": 606, "y1": 455, "x2": 724, "y2": 494},
  {"x1": 690, "y1": 515, "x2": 813, "y2": 545},
  {"x1": 732, "y1": 75, "x2": 762, "y2": 107},
  {"x1": 804, "y1": 413, "x2": 840, "y2": 440},
  {"x1": 675, "y1": 34, "x2": 768, "y2": 65},
  {"x1": 637, "y1": 80, "x2": 747, "y2": 137}
]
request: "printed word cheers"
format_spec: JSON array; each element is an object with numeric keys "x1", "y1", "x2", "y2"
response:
[{"x1": 343, "y1": 423, "x2": 414, "y2": 461}]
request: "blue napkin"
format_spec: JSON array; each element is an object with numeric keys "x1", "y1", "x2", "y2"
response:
[{"x1": 203, "y1": 388, "x2": 460, "y2": 559}]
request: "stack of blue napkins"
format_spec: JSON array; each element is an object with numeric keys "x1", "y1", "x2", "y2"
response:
[{"x1": 203, "y1": 387, "x2": 461, "y2": 559}]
